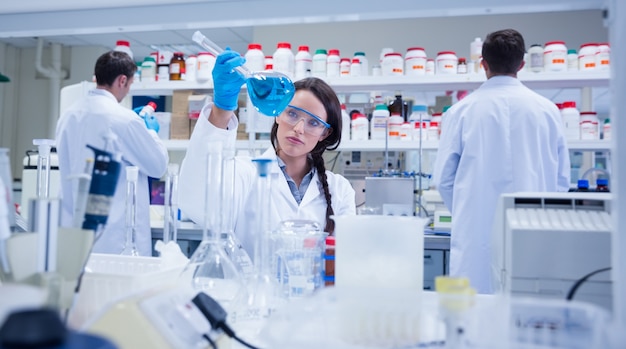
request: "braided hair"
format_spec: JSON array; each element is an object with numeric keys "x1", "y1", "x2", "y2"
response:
[{"x1": 270, "y1": 77, "x2": 343, "y2": 234}]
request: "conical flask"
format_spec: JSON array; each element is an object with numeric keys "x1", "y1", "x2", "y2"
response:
[
  {"x1": 180, "y1": 141, "x2": 245, "y2": 310},
  {"x1": 219, "y1": 147, "x2": 254, "y2": 281},
  {"x1": 236, "y1": 158, "x2": 280, "y2": 321},
  {"x1": 121, "y1": 166, "x2": 139, "y2": 256}
]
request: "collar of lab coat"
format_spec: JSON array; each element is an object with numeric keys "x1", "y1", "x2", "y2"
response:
[
  {"x1": 88, "y1": 88, "x2": 118, "y2": 101},
  {"x1": 484, "y1": 75, "x2": 522, "y2": 87}
]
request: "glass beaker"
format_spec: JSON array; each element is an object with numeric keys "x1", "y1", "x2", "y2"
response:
[
  {"x1": 274, "y1": 220, "x2": 327, "y2": 299},
  {"x1": 192, "y1": 31, "x2": 295, "y2": 117},
  {"x1": 121, "y1": 166, "x2": 139, "y2": 256},
  {"x1": 180, "y1": 141, "x2": 245, "y2": 310}
]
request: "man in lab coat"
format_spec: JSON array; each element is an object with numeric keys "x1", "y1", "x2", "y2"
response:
[
  {"x1": 432, "y1": 29, "x2": 571, "y2": 294},
  {"x1": 55, "y1": 51, "x2": 168, "y2": 256}
]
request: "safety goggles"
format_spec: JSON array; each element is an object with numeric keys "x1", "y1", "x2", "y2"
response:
[{"x1": 280, "y1": 105, "x2": 331, "y2": 136}]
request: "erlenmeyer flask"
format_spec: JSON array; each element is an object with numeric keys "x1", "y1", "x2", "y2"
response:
[
  {"x1": 192, "y1": 31, "x2": 295, "y2": 117},
  {"x1": 236, "y1": 158, "x2": 280, "y2": 321},
  {"x1": 120, "y1": 166, "x2": 139, "y2": 256},
  {"x1": 219, "y1": 147, "x2": 254, "y2": 281},
  {"x1": 180, "y1": 141, "x2": 245, "y2": 310}
]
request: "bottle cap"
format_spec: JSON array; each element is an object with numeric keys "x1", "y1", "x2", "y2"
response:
[
  {"x1": 597, "y1": 178, "x2": 609, "y2": 186},
  {"x1": 252, "y1": 158, "x2": 273, "y2": 177},
  {"x1": 328, "y1": 49, "x2": 340, "y2": 56},
  {"x1": 326, "y1": 236, "x2": 335, "y2": 246},
  {"x1": 562, "y1": 101, "x2": 577, "y2": 108},
  {"x1": 577, "y1": 179, "x2": 589, "y2": 188},
  {"x1": 277, "y1": 42, "x2": 292, "y2": 49},
  {"x1": 248, "y1": 43, "x2": 262, "y2": 50},
  {"x1": 315, "y1": 49, "x2": 328, "y2": 55},
  {"x1": 375, "y1": 104, "x2": 388, "y2": 111},
  {"x1": 354, "y1": 52, "x2": 366, "y2": 56},
  {"x1": 298, "y1": 45, "x2": 309, "y2": 52},
  {"x1": 116, "y1": 40, "x2": 130, "y2": 47},
  {"x1": 147, "y1": 101, "x2": 157, "y2": 110}
]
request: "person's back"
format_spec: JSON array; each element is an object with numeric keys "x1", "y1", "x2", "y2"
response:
[
  {"x1": 55, "y1": 51, "x2": 168, "y2": 256},
  {"x1": 433, "y1": 29, "x2": 570, "y2": 293}
]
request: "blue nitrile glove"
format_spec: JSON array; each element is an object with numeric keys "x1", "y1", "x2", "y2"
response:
[
  {"x1": 144, "y1": 114, "x2": 160, "y2": 133},
  {"x1": 133, "y1": 106, "x2": 144, "y2": 116},
  {"x1": 212, "y1": 49, "x2": 246, "y2": 111}
]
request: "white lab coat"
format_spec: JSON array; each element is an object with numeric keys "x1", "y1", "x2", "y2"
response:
[
  {"x1": 55, "y1": 89, "x2": 168, "y2": 256},
  {"x1": 432, "y1": 76, "x2": 570, "y2": 294},
  {"x1": 178, "y1": 104, "x2": 356, "y2": 258}
]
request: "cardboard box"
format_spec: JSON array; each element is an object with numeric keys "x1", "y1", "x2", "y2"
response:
[{"x1": 170, "y1": 111, "x2": 191, "y2": 139}]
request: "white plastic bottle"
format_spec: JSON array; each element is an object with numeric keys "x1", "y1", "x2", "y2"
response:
[
  {"x1": 294, "y1": 45, "x2": 312, "y2": 80},
  {"x1": 400, "y1": 122, "x2": 411, "y2": 141},
  {"x1": 354, "y1": 52, "x2": 369, "y2": 76},
  {"x1": 388, "y1": 113, "x2": 404, "y2": 140},
  {"x1": 579, "y1": 111, "x2": 599, "y2": 140},
  {"x1": 341, "y1": 104, "x2": 351, "y2": 142},
  {"x1": 470, "y1": 37, "x2": 483, "y2": 73},
  {"x1": 196, "y1": 52, "x2": 215, "y2": 83},
  {"x1": 408, "y1": 104, "x2": 430, "y2": 130},
  {"x1": 273, "y1": 42, "x2": 295, "y2": 78},
  {"x1": 561, "y1": 101, "x2": 580, "y2": 140},
  {"x1": 326, "y1": 49, "x2": 341, "y2": 77},
  {"x1": 140, "y1": 56, "x2": 157, "y2": 82},
  {"x1": 185, "y1": 55, "x2": 197, "y2": 82},
  {"x1": 603, "y1": 118, "x2": 611, "y2": 140},
  {"x1": 370, "y1": 104, "x2": 390, "y2": 140},
  {"x1": 528, "y1": 44, "x2": 544, "y2": 73},
  {"x1": 312, "y1": 49, "x2": 328, "y2": 78},
  {"x1": 114, "y1": 40, "x2": 133, "y2": 59},
  {"x1": 340, "y1": 58, "x2": 351, "y2": 77},
  {"x1": 244, "y1": 43, "x2": 266, "y2": 72},
  {"x1": 543, "y1": 41, "x2": 568, "y2": 72},
  {"x1": 350, "y1": 58, "x2": 361, "y2": 77},
  {"x1": 351, "y1": 113, "x2": 369, "y2": 141},
  {"x1": 138, "y1": 101, "x2": 157, "y2": 118},
  {"x1": 578, "y1": 43, "x2": 598, "y2": 71},
  {"x1": 405, "y1": 47, "x2": 427, "y2": 76}
]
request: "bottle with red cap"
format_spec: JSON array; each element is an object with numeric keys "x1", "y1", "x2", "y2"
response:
[
  {"x1": 114, "y1": 40, "x2": 133, "y2": 59},
  {"x1": 138, "y1": 101, "x2": 157, "y2": 119},
  {"x1": 294, "y1": 45, "x2": 312, "y2": 80},
  {"x1": 561, "y1": 101, "x2": 580, "y2": 141},
  {"x1": 272, "y1": 42, "x2": 294, "y2": 78},
  {"x1": 244, "y1": 43, "x2": 265, "y2": 72}
]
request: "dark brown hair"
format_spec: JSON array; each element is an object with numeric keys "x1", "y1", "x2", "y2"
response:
[{"x1": 482, "y1": 28, "x2": 526, "y2": 75}]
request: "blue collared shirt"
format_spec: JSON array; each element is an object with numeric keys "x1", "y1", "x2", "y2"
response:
[{"x1": 276, "y1": 156, "x2": 315, "y2": 205}]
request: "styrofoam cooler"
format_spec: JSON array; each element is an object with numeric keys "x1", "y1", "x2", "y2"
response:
[{"x1": 68, "y1": 253, "x2": 184, "y2": 328}]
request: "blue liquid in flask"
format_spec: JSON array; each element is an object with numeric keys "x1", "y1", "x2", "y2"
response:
[{"x1": 247, "y1": 74, "x2": 295, "y2": 117}]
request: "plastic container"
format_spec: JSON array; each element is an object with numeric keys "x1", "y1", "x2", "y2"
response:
[
  {"x1": 68, "y1": 253, "x2": 184, "y2": 328},
  {"x1": 596, "y1": 43, "x2": 610, "y2": 71},
  {"x1": 326, "y1": 49, "x2": 341, "y2": 77},
  {"x1": 603, "y1": 118, "x2": 611, "y2": 140},
  {"x1": 196, "y1": 52, "x2": 215, "y2": 82},
  {"x1": 140, "y1": 56, "x2": 156, "y2": 82},
  {"x1": 470, "y1": 37, "x2": 483, "y2": 63},
  {"x1": 312, "y1": 49, "x2": 328, "y2": 78},
  {"x1": 404, "y1": 47, "x2": 427, "y2": 76},
  {"x1": 354, "y1": 52, "x2": 369, "y2": 76},
  {"x1": 157, "y1": 64, "x2": 169, "y2": 82},
  {"x1": 324, "y1": 236, "x2": 335, "y2": 286},
  {"x1": 579, "y1": 111, "x2": 599, "y2": 140},
  {"x1": 294, "y1": 45, "x2": 312, "y2": 80},
  {"x1": 185, "y1": 55, "x2": 197, "y2": 82},
  {"x1": 543, "y1": 41, "x2": 568, "y2": 72},
  {"x1": 370, "y1": 104, "x2": 390, "y2": 140},
  {"x1": 436, "y1": 51, "x2": 458, "y2": 75},
  {"x1": 244, "y1": 43, "x2": 265, "y2": 72},
  {"x1": 340, "y1": 104, "x2": 351, "y2": 142},
  {"x1": 371, "y1": 64, "x2": 382, "y2": 76},
  {"x1": 457, "y1": 57, "x2": 468, "y2": 74},
  {"x1": 561, "y1": 101, "x2": 580, "y2": 141},
  {"x1": 273, "y1": 42, "x2": 295, "y2": 78},
  {"x1": 528, "y1": 44, "x2": 544, "y2": 73},
  {"x1": 169, "y1": 52, "x2": 185, "y2": 81},
  {"x1": 351, "y1": 113, "x2": 369, "y2": 141},
  {"x1": 575, "y1": 179, "x2": 590, "y2": 192},
  {"x1": 567, "y1": 49, "x2": 578, "y2": 71},
  {"x1": 114, "y1": 40, "x2": 133, "y2": 59},
  {"x1": 399, "y1": 122, "x2": 411, "y2": 141},
  {"x1": 264, "y1": 56, "x2": 274, "y2": 70},
  {"x1": 382, "y1": 52, "x2": 404, "y2": 76},
  {"x1": 596, "y1": 178, "x2": 610, "y2": 192},
  {"x1": 427, "y1": 121, "x2": 439, "y2": 141},
  {"x1": 340, "y1": 58, "x2": 351, "y2": 76},
  {"x1": 578, "y1": 43, "x2": 598, "y2": 71},
  {"x1": 425, "y1": 59, "x2": 435, "y2": 75},
  {"x1": 137, "y1": 101, "x2": 157, "y2": 118},
  {"x1": 412, "y1": 121, "x2": 428, "y2": 142},
  {"x1": 349, "y1": 58, "x2": 361, "y2": 77},
  {"x1": 408, "y1": 104, "x2": 430, "y2": 139},
  {"x1": 388, "y1": 113, "x2": 404, "y2": 140}
]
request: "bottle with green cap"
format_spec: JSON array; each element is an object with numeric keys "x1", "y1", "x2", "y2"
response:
[
  {"x1": 603, "y1": 118, "x2": 611, "y2": 140},
  {"x1": 567, "y1": 49, "x2": 578, "y2": 71},
  {"x1": 371, "y1": 104, "x2": 390, "y2": 140},
  {"x1": 312, "y1": 49, "x2": 328, "y2": 78},
  {"x1": 353, "y1": 52, "x2": 369, "y2": 76}
]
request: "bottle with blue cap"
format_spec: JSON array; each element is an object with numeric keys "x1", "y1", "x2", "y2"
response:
[
  {"x1": 575, "y1": 179, "x2": 590, "y2": 192},
  {"x1": 595, "y1": 178, "x2": 610, "y2": 192}
]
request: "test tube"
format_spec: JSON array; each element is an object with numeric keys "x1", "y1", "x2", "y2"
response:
[
  {"x1": 121, "y1": 166, "x2": 139, "y2": 256},
  {"x1": 33, "y1": 139, "x2": 55, "y2": 199}
]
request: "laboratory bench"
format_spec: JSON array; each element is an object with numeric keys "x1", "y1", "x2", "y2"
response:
[{"x1": 150, "y1": 221, "x2": 450, "y2": 291}]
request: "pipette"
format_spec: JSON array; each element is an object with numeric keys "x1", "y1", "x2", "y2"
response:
[{"x1": 191, "y1": 30, "x2": 295, "y2": 117}]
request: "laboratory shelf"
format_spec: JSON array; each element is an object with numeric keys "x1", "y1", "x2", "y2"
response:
[
  {"x1": 129, "y1": 71, "x2": 610, "y2": 96},
  {"x1": 162, "y1": 139, "x2": 610, "y2": 152}
]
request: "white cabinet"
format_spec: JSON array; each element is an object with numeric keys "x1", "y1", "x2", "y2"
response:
[{"x1": 127, "y1": 71, "x2": 611, "y2": 152}]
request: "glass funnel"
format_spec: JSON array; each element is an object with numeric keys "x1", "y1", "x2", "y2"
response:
[
  {"x1": 192, "y1": 30, "x2": 295, "y2": 117},
  {"x1": 179, "y1": 141, "x2": 245, "y2": 310}
]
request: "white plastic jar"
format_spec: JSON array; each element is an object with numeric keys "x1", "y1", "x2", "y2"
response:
[
  {"x1": 273, "y1": 42, "x2": 295, "y2": 78},
  {"x1": 185, "y1": 55, "x2": 197, "y2": 82},
  {"x1": 294, "y1": 45, "x2": 312, "y2": 80},
  {"x1": 312, "y1": 49, "x2": 328, "y2": 78},
  {"x1": 388, "y1": 113, "x2": 404, "y2": 140},
  {"x1": 425, "y1": 59, "x2": 435, "y2": 75},
  {"x1": 579, "y1": 111, "x2": 599, "y2": 140},
  {"x1": 351, "y1": 113, "x2": 369, "y2": 141},
  {"x1": 427, "y1": 121, "x2": 440, "y2": 141},
  {"x1": 567, "y1": 49, "x2": 578, "y2": 71},
  {"x1": 354, "y1": 52, "x2": 369, "y2": 76},
  {"x1": 370, "y1": 104, "x2": 389, "y2": 140},
  {"x1": 404, "y1": 47, "x2": 427, "y2": 76},
  {"x1": 578, "y1": 43, "x2": 598, "y2": 71},
  {"x1": 196, "y1": 52, "x2": 215, "y2": 82},
  {"x1": 340, "y1": 58, "x2": 351, "y2": 77},
  {"x1": 382, "y1": 52, "x2": 404, "y2": 76},
  {"x1": 350, "y1": 58, "x2": 361, "y2": 77},
  {"x1": 596, "y1": 43, "x2": 610, "y2": 71},
  {"x1": 603, "y1": 118, "x2": 611, "y2": 140},
  {"x1": 326, "y1": 49, "x2": 341, "y2": 77},
  {"x1": 543, "y1": 41, "x2": 568, "y2": 72},
  {"x1": 528, "y1": 44, "x2": 544, "y2": 73},
  {"x1": 140, "y1": 56, "x2": 156, "y2": 82},
  {"x1": 430, "y1": 112, "x2": 443, "y2": 138},
  {"x1": 244, "y1": 43, "x2": 265, "y2": 72},
  {"x1": 436, "y1": 51, "x2": 458, "y2": 75},
  {"x1": 114, "y1": 40, "x2": 133, "y2": 59},
  {"x1": 400, "y1": 122, "x2": 411, "y2": 141},
  {"x1": 561, "y1": 101, "x2": 580, "y2": 140}
]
